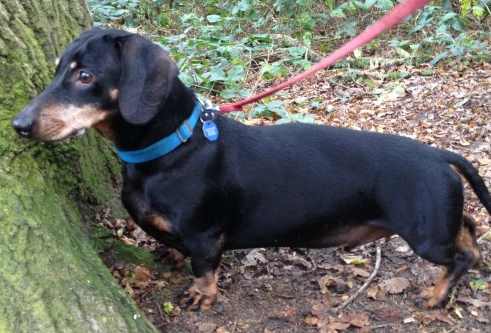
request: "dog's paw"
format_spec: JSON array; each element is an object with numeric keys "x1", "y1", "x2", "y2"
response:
[
  {"x1": 420, "y1": 286, "x2": 448, "y2": 309},
  {"x1": 180, "y1": 273, "x2": 218, "y2": 311},
  {"x1": 180, "y1": 286, "x2": 216, "y2": 311}
]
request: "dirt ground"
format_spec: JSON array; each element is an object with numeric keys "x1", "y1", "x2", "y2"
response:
[{"x1": 99, "y1": 62, "x2": 490, "y2": 333}]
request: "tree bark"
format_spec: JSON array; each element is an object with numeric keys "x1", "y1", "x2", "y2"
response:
[{"x1": 0, "y1": 1, "x2": 157, "y2": 332}]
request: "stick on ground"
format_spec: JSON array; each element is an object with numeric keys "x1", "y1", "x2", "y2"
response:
[{"x1": 336, "y1": 245, "x2": 382, "y2": 312}]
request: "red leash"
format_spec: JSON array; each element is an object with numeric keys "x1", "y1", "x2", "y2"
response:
[{"x1": 219, "y1": 0, "x2": 429, "y2": 113}]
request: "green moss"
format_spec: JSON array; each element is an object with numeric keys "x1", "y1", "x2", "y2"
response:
[
  {"x1": 92, "y1": 226, "x2": 157, "y2": 268},
  {"x1": 0, "y1": 154, "x2": 156, "y2": 332}
]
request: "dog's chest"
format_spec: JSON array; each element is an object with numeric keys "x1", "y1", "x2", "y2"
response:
[
  {"x1": 134, "y1": 208, "x2": 182, "y2": 248},
  {"x1": 123, "y1": 171, "x2": 182, "y2": 244}
]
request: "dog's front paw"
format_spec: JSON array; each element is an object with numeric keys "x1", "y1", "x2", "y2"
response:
[
  {"x1": 180, "y1": 286, "x2": 216, "y2": 310},
  {"x1": 180, "y1": 273, "x2": 218, "y2": 311}
]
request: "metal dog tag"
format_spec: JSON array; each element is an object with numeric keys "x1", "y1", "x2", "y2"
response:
[{"x1": 202, "y1": 120, "x2": 219, "y2": 142}]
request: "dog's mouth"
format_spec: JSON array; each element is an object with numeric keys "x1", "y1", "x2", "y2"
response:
[
  {"x1": 18, "y1": 130, "x2": 31, "y2": 138},
  {"x1": 57, "y1": 128, "x2": 87, "y2": 142},
  {"x1": 71, "y1": 128, "x2": 87, "y2": 138},
  {"x1": 37, "y1": 127, "x2": 87, "y2": 143}
]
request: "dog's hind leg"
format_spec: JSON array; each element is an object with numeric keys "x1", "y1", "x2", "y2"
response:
[
  {"x1": 426, "y1": 214, "x2": 481, "y2": 307},
  {"x1": 381, "y1": 168, "x2": 481, "y2": 308}
]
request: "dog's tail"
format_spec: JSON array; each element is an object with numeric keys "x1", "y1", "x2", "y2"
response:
[{"x1": 442, "y1": 150, "x2": 491, "y2": 216}]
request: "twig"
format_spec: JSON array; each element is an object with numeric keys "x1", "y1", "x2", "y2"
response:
[
  {"x1": 306, "y1": 252, "x2": 317, "y2": 272},
  {"x1": 478, "y1": 229, "x2": 491, "y2": 244},
  {"x1": 154, "y1": 300, "x2": 166, "y2": 326},
  {"x1": 336, "y1": 245, "x2": 382, "y2": 312},
  {"x1": 371, "y1": 323, "x2": 392, "y2": 330},
  {"x1": 446, "y1": 323, "x2": 462, "y2": 333}
]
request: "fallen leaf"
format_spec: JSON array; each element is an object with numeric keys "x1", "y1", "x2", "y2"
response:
[
  {"x1": 373, "y1": 307, "x2": 402, "y2": 322},
  {"x1": 378, "y1": 84, "x2": 406, "y2": 102},
  {"x1": 287, "y1": 254, "x2": 312, "y2": 270},
  {"x1": 133, "y1": 265, "x2": 152, "y2": 283},
  {"x1": 318, "y1": 275, "x2": 350, "y2": 294},
  {"x1": 338, "y1": 312, "x2": 370, "y2": 328},
  {"x1": 453, "y1": 306, "x2": 464, "y2": 319},
  {"x1": 417, "y1": 310, "x2": 454, "y2": 325},
  {"x1": 325, "y1": 321, "x2": 350, "y2": 331},
  {"x1": 271, "y1": 306, "x2": 296, "y2": 319},
  {"x1": 456, "y1": 297, "x2": 491, "y2": 308},
  {"x1": 351, "y1": 267, "x2": 370, "y2": 278},
  {"x1": 367, "y1": 286, "x2": 379, "y2": 299},
  {"x1": 304, "y1": 315, "x2": 319, "y2": 326},
  {"x1": 479, "y1": 157, "x2": 491, "y2": 165},
  {"x1": 242, "y1": 249, "x2": 267, "y2": 267},
  {"x1": 379, "y1": 277, "x2": 410, "y2": 294},
  {"x1": 395, "y1": 244, "x2": 411, "y2": 253},
  {"x1": 341, "y1": 254, "x2": 368, "y2": 266},
  {"x1": 197, "y1": 322, "x2": 217, "y2": 333},
  {"x1": 120, "y1": 236, "x2": 137, "y2": 246},
  {"x1": 216, "y1": 327, "x2": 230, "y2": 333}
]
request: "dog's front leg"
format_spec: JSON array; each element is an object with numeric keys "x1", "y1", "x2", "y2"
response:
[{"x1": 180, "y1": 234, "x2": 224, "y2": 311}]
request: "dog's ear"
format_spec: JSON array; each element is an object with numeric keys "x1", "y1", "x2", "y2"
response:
[{"x1": 117, "y1": 34, "x2": 178, "y2": 125}]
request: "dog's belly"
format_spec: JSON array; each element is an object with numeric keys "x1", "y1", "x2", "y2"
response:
[{"x1": 224, "y1": 216, "x2": 392, "y2": 250}]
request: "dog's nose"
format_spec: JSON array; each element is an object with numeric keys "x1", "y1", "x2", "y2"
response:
[{"x1": 12, "y1": 113, "x2": 34, "y2": 137}]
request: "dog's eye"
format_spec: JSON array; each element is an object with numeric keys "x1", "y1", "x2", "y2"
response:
[{"x1": 78, "y1": 70, "x2": 94, "y2": 84}]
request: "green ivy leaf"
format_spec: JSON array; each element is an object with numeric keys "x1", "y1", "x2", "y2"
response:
[
  {"x1": 374, "y1": 0, "x2": 394, "y2": 11},
  {"x1": 207, "y1": 67, "x2": 227, "y2": 82},
  {"x1": 469, "y1": 279, "x2": 487, "y2": 292},
  {"x1": 227, "y1": 65, "x2": 245, "y2": 82},
  {"x1": 207, "y1": 15, "x2": 222, "y2": 23},
  {"x1": 472, "y1": 5, "x2": 485, "y2": 18}
]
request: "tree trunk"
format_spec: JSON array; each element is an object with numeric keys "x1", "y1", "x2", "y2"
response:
[{"x1": 0, "y1": 1, "x2": 157, "y2": 332}]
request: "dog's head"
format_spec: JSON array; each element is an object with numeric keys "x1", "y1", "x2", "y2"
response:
[{"x1": 12, "y1": 28, "x2": 178, "y2": 141}]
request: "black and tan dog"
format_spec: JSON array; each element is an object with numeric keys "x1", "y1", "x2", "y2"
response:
[{"x1": 13, "y1": 28, "x2": 490, "y2": 310}]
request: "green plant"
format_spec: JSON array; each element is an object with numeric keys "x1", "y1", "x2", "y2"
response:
[
  {"x1": 87, "y1": 0, "x2": 490, "y2": 121},
  {"x1": 87, "y1": 0, "x2": 140, "y2": 23}
]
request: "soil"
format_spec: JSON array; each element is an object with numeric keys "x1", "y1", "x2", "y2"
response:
[{"x1": 99, "y1": 62, "x2": 490, "y2": 333}]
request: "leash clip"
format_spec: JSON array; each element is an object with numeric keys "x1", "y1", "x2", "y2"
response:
[
  {"x1": 199, "y1": 97, "x2": 218, "y2": 122},
  {"x1": 199, "y1": 98, "x2": 219, "y2": 122},
  {"x1": 197, "y1": 97, "x2": 220, "y2": 142}
]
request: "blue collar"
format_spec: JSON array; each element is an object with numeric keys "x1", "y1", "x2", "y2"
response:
[{"x1": 116, "y1": 103, "x2": 202, "y2": 164}]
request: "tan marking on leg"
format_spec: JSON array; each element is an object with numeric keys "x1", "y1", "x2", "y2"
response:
[
  {"x1": 35, "y1": 104, "x2": 111, "y2": 141},
  {"x1": 146, "y1": 214, "x2": 172, "y2": 233},
  {"x1": 181, "y1": 271, "x2": 219, "y2": 311},
  {"x1": 457, "y1": 215, "x2": 480, "y2": 264},
  {"x1": 427, "y1": 270, "x2": 450, "y2": 308}
]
